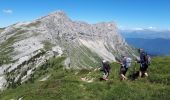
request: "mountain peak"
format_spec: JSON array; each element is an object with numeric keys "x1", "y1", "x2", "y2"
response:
[
  {"x1": 48, "y1": 10, "x2": 67, "y2": 17},
  {"x1": 39, "y1": 10, "x2": 68, "y2": 20}
]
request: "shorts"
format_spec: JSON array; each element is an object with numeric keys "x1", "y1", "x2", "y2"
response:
[
  {"x1": 140, "y1": 63, "x2": 148, "y2": 72},
  {"x1": 120, "y1": 66, "x2": 128, "y2": 75}
]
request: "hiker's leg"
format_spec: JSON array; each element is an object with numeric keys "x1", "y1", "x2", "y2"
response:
[
  {"x1": 140, "y1": 64, "x2": 145, "y2": 77},
  {"x1": 139, "y1": 71, "x2": 142, "y2": 77},
  {"x1": 119, "y1": 74, "x2": 123, "y2": 80},
  {"x1": 120, "y1": 74, "x2": 124, "y2": 80},
  {"x1": 103, "y1": 73, "x2": 107, "y2": 79},
  {"x1": 105, "y1": 72, "x2": 109, "y2": 80},
  {"x1": 106, "y1": 71, "x2": 109, "y2": 78},
  {"x1": 103, "y1": 69, "x2": 107, "y2": 79},
  {"x1": 144, "y1": 72, "x2": 148, "y2": 77},
  {"x1": 105, "y1": 72, "x2": 108, "y2": 78},
  {"x1": 125, "y1": 68, "x2": 128, "y2": 78},
  {"x1": 121, "y1": 74, "x2": 127, "y2": 80},
  {"x1": 144, "y1": 64, "x2": 148, "y2": 77},
  {"x1": 139, "y1": 66, "x2": 142, "y2": 77}
]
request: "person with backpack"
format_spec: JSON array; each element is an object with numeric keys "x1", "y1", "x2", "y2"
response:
[
  {"x1": 119, "y1": 56, "x2": 132, "y2": 80},
  {"x1": 102, "y1": 60, "x2": 111, "y2": 80},
  {"x1": 137, "y1": 49, "x2": 151, "y2": 77}
]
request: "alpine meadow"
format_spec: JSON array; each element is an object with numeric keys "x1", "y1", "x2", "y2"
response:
[{"x1": 0, "y1": 0, "x2": 170, "y2": 100}]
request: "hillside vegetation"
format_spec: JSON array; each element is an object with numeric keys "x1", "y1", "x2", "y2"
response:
[{"x1": 0, "y1": 56, "x2": 170, "y2": 100}]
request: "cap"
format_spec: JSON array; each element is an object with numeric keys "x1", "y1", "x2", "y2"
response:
[{"x1": 102, "y1": 60, "x2": 107, "y2": 63}]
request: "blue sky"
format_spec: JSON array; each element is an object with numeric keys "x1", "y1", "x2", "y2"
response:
[{"x1": 0, "y1": 0, "x2": 170, "y2": 30}]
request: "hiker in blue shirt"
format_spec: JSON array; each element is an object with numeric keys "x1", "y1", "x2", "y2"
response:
[{"x1": 119, "y1": 56, "x2": 132, "y2": 80}]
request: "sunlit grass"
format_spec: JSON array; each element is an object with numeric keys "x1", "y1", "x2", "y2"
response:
[{"x1": 0, "y1": 56, "x2": 170, "y2": 100}]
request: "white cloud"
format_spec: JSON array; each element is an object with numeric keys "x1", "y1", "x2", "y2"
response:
[
  {"x1": 2, "y1": 9, "x2": 13, "y2": 14},
  {"x1": 148, "y1": 26, "x2": 156, "y2": 29},
  {"x1": 148, "y1": 26, "x2": 153, "y2": 29},
  {"x1": 133, "y1": 27, "x2": 143, "y2": 30}
]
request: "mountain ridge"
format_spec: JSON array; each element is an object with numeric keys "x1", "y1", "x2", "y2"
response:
[{"x1": 0, "y1": 11, "x2": 136, "y2": 90}]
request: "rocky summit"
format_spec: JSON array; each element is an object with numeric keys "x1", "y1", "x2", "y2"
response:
[{"x1": 0, "y1": 11, "x2": 136, "y2": 90}]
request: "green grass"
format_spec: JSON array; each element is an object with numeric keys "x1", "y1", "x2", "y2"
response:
[
  {"x1": 69, "y1": 45, "x2": 102, "y2": 68},
  {"x1": 0, "y1": 56, "x2": 170, "y2": 100},
  {"x1": 43, "y1": 41, "x2": 54, "y2": 51}
]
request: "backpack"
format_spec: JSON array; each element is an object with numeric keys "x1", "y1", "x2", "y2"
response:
[
  {"x1": 145, "y1": 54, "x2": 151, "y2": 65},
  {"x1": 106, "y1": 63, "x2": 111, "y2": 71},
  {"x1": 103, "y1": 62, "x2": 111, "y2": 72},
  {"x1": 141, "y1": 52, "x2": 151, "y2": 65},
  {"x1": 122, "y1": 57, "x2": 132, "y2": 68},
  {"x1": 126, "y1": 57, "x2": 132, "y2": 68}
]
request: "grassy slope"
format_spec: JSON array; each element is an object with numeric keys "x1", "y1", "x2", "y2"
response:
[
  {"x1": 70, "y1": 45, "x2": 102, "y2": 68},
  {"x1": 0, "y1": 28, "x2": 27, "y2": 65},
  {"x1": 0, "y1": 56, "x2": 170, "y2": 100}
]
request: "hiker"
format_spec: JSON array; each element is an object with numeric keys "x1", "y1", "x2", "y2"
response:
[
  {"x1": 137, "y1": 49, "x2": 151, "y2": 77},
  {"x1": 119, "y1": 56, "x2": 132, "y2": 80},
  {"x1": 102, "y1": 60, "x2": 111, "y2": 80}
]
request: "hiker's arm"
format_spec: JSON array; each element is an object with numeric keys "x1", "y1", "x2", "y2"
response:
[
  {"x1": 115, "y1": 61, "x2": 122, "y2": 64},
  {"x1": 135, "y1": 58, "x2": 141, "y2": 63}
]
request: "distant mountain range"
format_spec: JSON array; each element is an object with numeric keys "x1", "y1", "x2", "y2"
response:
[
  {"x1": 125, "y1": 38, "x2": 170, "y2": 56},
  {"x1": 120, "y1": 29, "x2": 170, "y2": 56},
  {"x1": 121, "y1": 29, "x2": 170, "y2": 39}
]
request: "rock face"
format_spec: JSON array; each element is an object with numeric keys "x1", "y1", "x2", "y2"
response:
[{"x1": 0, "y1": 11, "x2": 136, "y2": 90}]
